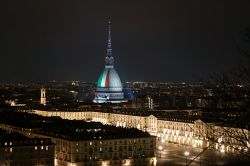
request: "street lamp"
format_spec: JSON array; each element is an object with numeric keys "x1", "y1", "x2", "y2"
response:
[
  {"x1": 158, "y1": 145, "x2": 163, "y2": 158},
  {"x1": 184, "y1": 151, "x2": 190, "y2": 166}
]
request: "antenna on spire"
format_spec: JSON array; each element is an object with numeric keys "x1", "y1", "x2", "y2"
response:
[
  {"x1": 107, "y1": 19, "x2": 112, "y2": 51},
  {"x1": 105, "y1": 19, "x2": 114, "y2": 66}
]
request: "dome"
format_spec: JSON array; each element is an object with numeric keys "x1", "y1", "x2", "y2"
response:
[
  {"x1": 97, "y1": 68, "x2": 122, "y2": 92},
  {"x1": 94, "y1": 67, "x2": 125, "y2": 103}
]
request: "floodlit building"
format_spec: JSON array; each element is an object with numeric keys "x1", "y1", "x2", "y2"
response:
[
  {"x1": 0, "y1": 112, "x2": 156, "y2": 166},
  {"x1": 49, "y1": 134, "x2": 156, "y2": 166},
  {"x1": 33, "y1": 109, "x2": 250, "y2": 154},
  {"x1": 93, "y1": 21, "x2": 127, "y2": 104}
]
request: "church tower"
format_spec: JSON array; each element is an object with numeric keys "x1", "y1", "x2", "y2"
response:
[{"x1": 40, "y1": 88, "x2": 46, "y2": 106}]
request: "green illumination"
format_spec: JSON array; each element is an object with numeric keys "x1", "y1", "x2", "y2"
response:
[{"x1": 97, "y1": 69, "x2": 108, "y2": 87}]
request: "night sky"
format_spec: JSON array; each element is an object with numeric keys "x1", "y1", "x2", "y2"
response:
[{"x1": 0, "y1": 0, "x2": 250, "y2": 82}]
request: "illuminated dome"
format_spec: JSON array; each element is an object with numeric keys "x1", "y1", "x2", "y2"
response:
[
  {"x1": 97, "y1": 68, "x2": 123, "y2": 91},
  {"x1": 93, "y1": 21, "x2": 127, "y2": 104}
]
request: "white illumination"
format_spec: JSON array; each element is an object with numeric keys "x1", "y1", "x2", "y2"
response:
[
  {"x1": 54, "y1": 159, "x2": 58, "y2": 166},
  {"x1": 102, "y1": 160, "x2": 110, "y2": 166},
  {"x1": 184, "y1": 151, "x2": 190, "y2": 156}
]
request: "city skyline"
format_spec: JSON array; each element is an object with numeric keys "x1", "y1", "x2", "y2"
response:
[{"x1": 1, "y1": 0, "x2": 250, "y2": 82}]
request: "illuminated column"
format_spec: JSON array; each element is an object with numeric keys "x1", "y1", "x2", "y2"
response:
[
  {"x1": 148, "y1": 96, "x2": 153, "y2": 109},
  {"x1": 40, "y1": 88, "x2": 46, "y2": 106}
]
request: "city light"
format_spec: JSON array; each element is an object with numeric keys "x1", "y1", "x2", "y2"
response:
[
  {"x1": 184, "y1": 151, "x2": 190, "y2": 166},
  {"x1": 158, "y1": 145, "x2": 163, "y2": 158},
  {"x1": 184, "y1": 151, "x2": 190, "y2": 156}
]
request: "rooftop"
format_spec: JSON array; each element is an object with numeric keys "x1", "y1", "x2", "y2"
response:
[
  {"x1": 0, "y1": 128, "x2": 53, "y2": 147},
  {"x1": 0, "y1": 110, "x2": 152, "y2": 141}
]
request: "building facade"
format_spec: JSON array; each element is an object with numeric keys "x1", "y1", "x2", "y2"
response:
[
  {"x1": 33, "y1": 109, "x2": 250, "y2": 154},
  {"x1": 0, "y1": 117, "x2": 156, "y2": 166}
]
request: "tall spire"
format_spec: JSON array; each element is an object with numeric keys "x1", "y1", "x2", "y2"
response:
[
  {"x1": 105, "y1": 19, "x2": 114, "y2": 67},
  {"x1": 107, "y1": 19, "x2": 112, "y2": 56}
]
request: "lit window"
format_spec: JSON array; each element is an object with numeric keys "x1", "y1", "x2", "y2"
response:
[
  {"x1": 35, "y1": 146, "x2": 37, "y2": 150},
  {"x1": 10, "y1": 148, "x2": 12, "y2": 152},
  {"x1": 90, "y1": 142, "x2": 92, "y2": 146},
  {"x1": 46, "y1": 146, "x2": 48, "y2": 150},
  {"x1": 41, "y1": 146, "x2": 44, "y2": 150},
  {"x1": 10, "y1": 142, "x2": 12, "y2": 146},
  {"x1": 5, "y1": 142, "x2": 7, "y2": 146}
]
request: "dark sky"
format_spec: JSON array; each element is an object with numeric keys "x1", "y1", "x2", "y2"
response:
[{"x1": 0, "y1": 0, "x2": 250, "y2": 82}]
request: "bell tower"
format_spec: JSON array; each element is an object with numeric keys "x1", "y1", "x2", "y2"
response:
[{"x1": 40, "y1": 88, "x2": 46, "y2": 106}]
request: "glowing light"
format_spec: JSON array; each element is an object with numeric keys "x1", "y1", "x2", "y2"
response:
[
  {"x1": 218, "y1": 137, "x2": 222, "y2": 143},
  {"x1": 184, "y1": 151, "x2": 190, "y2": 156},
  {"x1": 220, "y1": 145, "x2": 225, "y2": 153},
  {"x1": 152, "y1": 157, "x2": 157, "y2": 166},
  {"x1": 102, "y1": 161, "x2": 108, "y2": 166},
  {"x1": 124, "y1": 159, "x2": 131, "y2": 166},
  {"x1": 54, "y1": 159, "x2": 58, "y2": 166}
]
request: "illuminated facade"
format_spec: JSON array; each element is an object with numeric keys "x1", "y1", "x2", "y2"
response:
[
  {"x1": 0, "y1": 123, "x2": 156, "y2": 166},
  {"x1": 52, "y1": 137, "x2": 156, "y2": 166},
  {"x1": 41, "y1": 88, "x2": 46, "y2": 105},
  {"x1": 93, "y1": 21, "x2": 126, "y2": 103},
  {"x1": 33, "y1": 109, "x2": 250, "y2": 154}
]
